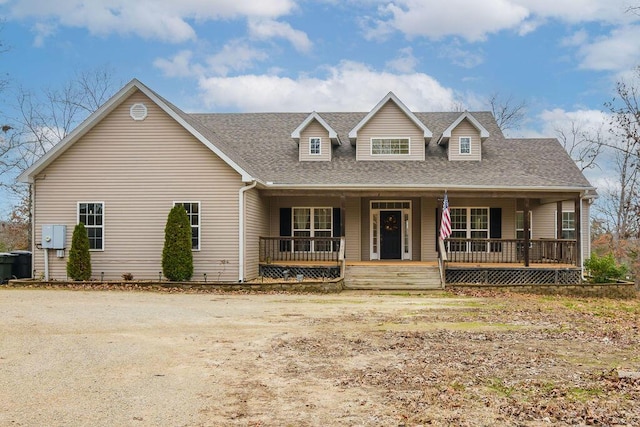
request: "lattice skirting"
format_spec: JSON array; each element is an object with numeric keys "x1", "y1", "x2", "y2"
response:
[
  {"x1": 446, "y1": 268, "x2": 581, "y2": 285},
  {"x1": 260, "y1": 265, "x2": 341, "y2": 280}
]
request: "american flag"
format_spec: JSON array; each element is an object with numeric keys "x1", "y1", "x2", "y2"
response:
[{"x1": 440, "y1": 193, "x2": 451, "y2": 240}]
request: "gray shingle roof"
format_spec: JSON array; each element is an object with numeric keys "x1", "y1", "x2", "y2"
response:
[{"x1": 188, "y1": 111, "x2": 594, "y2": 191}]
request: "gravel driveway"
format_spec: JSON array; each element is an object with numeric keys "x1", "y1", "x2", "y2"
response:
[{"x1": 1, "y1": 288, "x2": 460, "y2": 426}]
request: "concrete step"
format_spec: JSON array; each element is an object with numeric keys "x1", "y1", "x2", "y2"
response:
[{"x1": 344, "y1": 264, "x2": 442, "y2": 290}]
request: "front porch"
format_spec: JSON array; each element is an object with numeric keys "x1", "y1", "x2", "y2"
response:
[{"x1": 258, "y1": 236, "x2": 582, "y2": 286}]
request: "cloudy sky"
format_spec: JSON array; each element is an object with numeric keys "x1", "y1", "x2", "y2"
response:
[{"x1": 1, "y1": 0, "x2": 640, "y2": 214}]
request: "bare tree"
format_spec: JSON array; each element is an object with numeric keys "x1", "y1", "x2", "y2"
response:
[
  {"x1": 1, "y1": 66, "x2": 120, "y2": 245},
  {"x1": 555, "y1": 119, "x2": 605, "y2": 172},
  {"x1": 488, "y1": 92, "x2": 527, "y2": 134}
]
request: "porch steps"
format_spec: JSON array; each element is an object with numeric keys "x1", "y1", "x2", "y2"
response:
[{"x1": 344, "y1": 264, "x2": 442, "y2": 290}]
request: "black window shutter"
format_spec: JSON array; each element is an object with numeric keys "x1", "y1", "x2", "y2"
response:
[
  {"x1": 333, "y1": 207, "x2": 341, "y2": 251},
  {"x1": 280, "y1": 208, "x2": 292, "y2": 251},
  {"x1": 490, "y1": 208, "x2": 502, "y2": 252},
  {"x1": 435, "y1": 208, "x2": 440, "y2": 252}
]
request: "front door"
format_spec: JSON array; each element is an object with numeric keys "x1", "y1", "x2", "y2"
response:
[{"x1": 380, "y1": 210, "x2": 402, "y2": 259}]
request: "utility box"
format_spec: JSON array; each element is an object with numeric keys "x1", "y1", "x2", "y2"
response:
[{"x1": 42, "y1": 224, "x2": 67, "y2": 249}]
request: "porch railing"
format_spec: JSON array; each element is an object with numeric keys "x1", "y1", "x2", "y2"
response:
[
  {"x1": 444, "y1": 238, "x2": 577, "y2": 265},
  {"x1": 259, "y1": 236, "x2": 342, "y2": 264}
]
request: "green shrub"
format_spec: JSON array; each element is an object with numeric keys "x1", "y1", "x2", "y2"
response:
[
  {"x1": 67, "y1": 223, "x2": 92, "y2": 281},
  {"x1": 162, "y1": 205, "x2": 193, "y2": 281},
  {"x1": 584, "y1": 253, "x2": 626, "y2": 283}
]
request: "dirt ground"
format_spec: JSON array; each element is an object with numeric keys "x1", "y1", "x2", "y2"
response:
[{"x1": 1, "y1": 287, "x2": 639, "y2": 427}]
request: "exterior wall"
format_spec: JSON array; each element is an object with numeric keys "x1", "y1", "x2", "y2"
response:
[
  {"x1": 356, "y1": 101, "x2": 425, "y2": 161},
  {"x1": 32, "y1": 90, "x2": 243, "y2": 281},
  {"x1": 244, "y1": 188, "x2": 269, "y2": 281},
  {"x1": 344, "y1": 197, "x2": 361, "y2": 261},
  {"x1": 299, "y1": 120, "x2": 331, "y2": 162},
  {"x1": 268, "y1": 196, "x2": 342, "y2": 235},
  {"x1": 424, "y1": 197, "x2": 516, "y2": 262},
  {"x1": 359, "y1": 197, "x2": 422, "y2": 261},
  {"x1": 448, "y1": 119, "x2": 482, "y2": 161}
]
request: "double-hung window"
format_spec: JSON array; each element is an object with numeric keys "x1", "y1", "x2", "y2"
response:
[
  {"x1": 515, "y1": 211, "x2": 533, "y2": 240},
  {"x1": 309, "y1": 137, "x2": 321, "y2": 155},
  {"x1": 459, "y1": 137, "x2": 471, "y2": 154},
  {"x1": 448, "y1": 207, "x2": 489, "y2": 252},
  {"x1": 292, "y1": 207, "x2": 332, "y2": 252},
  {"x1": 561, "y1": 211, "x2": 575, "y2": 239},
  {"x1": 174, "y1": 202, "x2": 200, "y2": 250},
  {"x1": 371, "y1": 138, "x2": 410, "y2": 155},
  {"x1": 78, "y1": 202, "x2": 104, "y2": 250}
]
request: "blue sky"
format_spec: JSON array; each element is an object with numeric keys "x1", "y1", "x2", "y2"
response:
[{"x1": 1, "y1": 0, "x2": 640, "y2": 215}]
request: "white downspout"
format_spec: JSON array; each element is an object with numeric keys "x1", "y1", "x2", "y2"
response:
[{"x1": 238, "y1": 180, "x2": 257, "y2": 282}]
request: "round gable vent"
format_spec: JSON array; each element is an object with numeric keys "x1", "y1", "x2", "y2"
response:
[{"x1": 130, "y1": 103, "x2": 148, "y2": 121}]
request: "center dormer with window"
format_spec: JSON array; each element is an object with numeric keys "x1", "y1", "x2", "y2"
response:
[{"x1": 348, "y1": 92, "x2": 432, "y2": 161}]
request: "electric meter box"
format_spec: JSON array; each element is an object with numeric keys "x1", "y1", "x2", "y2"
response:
[{"x1": 42, "y1": 224, "x2": 66, "y2": 249}]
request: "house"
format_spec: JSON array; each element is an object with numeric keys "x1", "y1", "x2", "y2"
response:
[{"x1": 18, "y1": 79, "x2": 596, "y2": 288}]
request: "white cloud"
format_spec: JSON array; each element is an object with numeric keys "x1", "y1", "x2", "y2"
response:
[
  {"x1": 154, "y1": 50, "x2": 201, "y2": 78},
  {"x1": 561, "y1": 29, "x2": 588, "y2": 47},
  {"x1": 4, "y1": 0, "x2": 297, "y2": 44},
  {"x1": 385, "y1": 47, "x2": 418, "y2": 73},
  {"x1": 367, "y1": 0, "x2": 530, "y2": 42},
  {"x1": 576, "y1": 25, "x2": 640, "y2": 71},
  {"x1": 439, "y1": 42, "x2": 484, "y2": 68},
  {"x1": 32, "y1": 21, "x2": 56, "y2": 47},
  {"x1": 197, "y1": 60, "x2": 456, "y2": 111},
  {"x1": 248, "y1": 18, "x2": 312, "y2": 53},
  {"x1": 154, "y1": 41, "x2": 269, "y2": 78}
]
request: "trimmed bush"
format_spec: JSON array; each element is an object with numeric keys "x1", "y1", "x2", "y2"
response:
[
  {"x1": 162, "y1": 205, "x2": 193, "y2": 281},
  {"x1": 584, "y1": 253, "x2": 627, "y2": 283},
  {"x1": 67, "y1": 223, "x2": 92, "y2": 281}
]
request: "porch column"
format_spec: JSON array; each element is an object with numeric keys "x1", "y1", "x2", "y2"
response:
[
  {"x1": 575, "y1": 196, "x2": 582, "y2": 267},
  {"x1": 523, "y1": 198, "x2": 530, "y2": 267},
  {"x1": 556, "y1": 201, "x2": 563, "y2": 240}
]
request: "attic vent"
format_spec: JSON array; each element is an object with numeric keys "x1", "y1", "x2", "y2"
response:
[{"x1": 130, "y1": 103, "x2": 148, "y2": 121}]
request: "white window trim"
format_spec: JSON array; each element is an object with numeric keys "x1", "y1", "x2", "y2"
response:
[
  {"x1": 448, "y1": 206, "x2": 490, "y2": 252},
  {"x1": 309, "y1": 137, "x2": 322, "y2": 155},
  {"x1": 555, "y1": 210, "x2": 576, "y2": 240},
  {"x1": 77, "y1": 201, "x2": 105, "y2": 252},
  {"x1": 173, "y1": 201, "x2": 201, "y2": 251},
  {"x1": 459, "y1": 136, "x2": 471, "y2": 155},
  {"x1": 369, "y1": 200, "x2": 412, "y2": 260},
  {"x1": 370, "y1": 137, "x2": 411, "y2": 156},
  {"x1": 292, "y1": 207, "x2": 333, "y2": 252},
  {"x1": 515, "y1": 211, "x2": 533, "y2": 239}
]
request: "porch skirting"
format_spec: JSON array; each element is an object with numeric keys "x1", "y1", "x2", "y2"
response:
[
  {"x1": 259, "y1": 264, "x2": 341, "y2": 280},
  {"x1": 446, "y1": 266, "x2": 581, "y2": 285}
]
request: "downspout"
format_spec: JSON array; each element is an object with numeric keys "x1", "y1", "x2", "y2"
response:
[
  {"x1": 238, "y1": 180, "x2": 257, "y2": 283},
  {"x1": 580, "y1": 192, "x2": 587, "y2": 281}
]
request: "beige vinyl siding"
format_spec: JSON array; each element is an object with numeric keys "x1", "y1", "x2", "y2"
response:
[
  {"x1": 268, "y1": 196, "x2": 341, "y2": 236},
  {"x1": 423, "y1": 197, "x2": 516, "y2": 261},
  {"x1": 244, "y1": 188, "x2": 268, "y2": 280},
  {"x1": 582, "y1": 199, "x2": 590, "y2": 264},
  {"x1": 421, "y1": 197, "x2": 437, "y2": 261},
  {"x1": 344, "y1": 197, "x2": 361, "y2": 261},
  {"x1": 356, "y1": 102, "x2": 425, "y2": 161},
  {"x1": 299, "y1": 120, "x2": 331, "y2": 162},
  {"x1": 449, "y1": 119, "x2": 482, "y2": 161},
  {"x1": 32, "y1": 90, "x2": 243, "y2": 281}
]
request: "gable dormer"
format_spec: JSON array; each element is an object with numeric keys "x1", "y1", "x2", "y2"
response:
[
  {"x1": 348, "y1": 92, "x2": 432, "y2": 161},
  {"x1": 438, "y1": 111, "x2": 489, "y2": 161},
  {"x1": 291, "y1": 112, "x2": 339, "y2": 162}
]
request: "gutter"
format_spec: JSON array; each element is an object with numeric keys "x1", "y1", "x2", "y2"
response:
[
  {"x1": 238, "y1": 180, "x2": 258, "y2": 282},
  {"x1": 260, "y1": 182, "x2": 596, "y2": 193}
]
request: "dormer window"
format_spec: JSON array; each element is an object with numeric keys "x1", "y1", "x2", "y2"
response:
[
  {"x1": 310, "y1": 137, "x2": 321, "y2": 155},
  {"x1": 372, "y1": 138, "x2": 410, "y2": 155},
  {"x1": 459, "y1": 137, "x2": 471, "y2": 155}
]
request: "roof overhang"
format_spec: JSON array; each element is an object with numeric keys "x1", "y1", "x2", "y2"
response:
[
  {"x1": 18, "y1": 78, "x2": 255, "y2": 183},
  {"x1": 348, "y1": 92, "x2": 432, "y2": 145},
  {"x1": 291, "y1": 111, "x2": 341, "y2": 145},
  {"x1": 437, "y1": 111, "x2": 490, "y2": 145}
]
